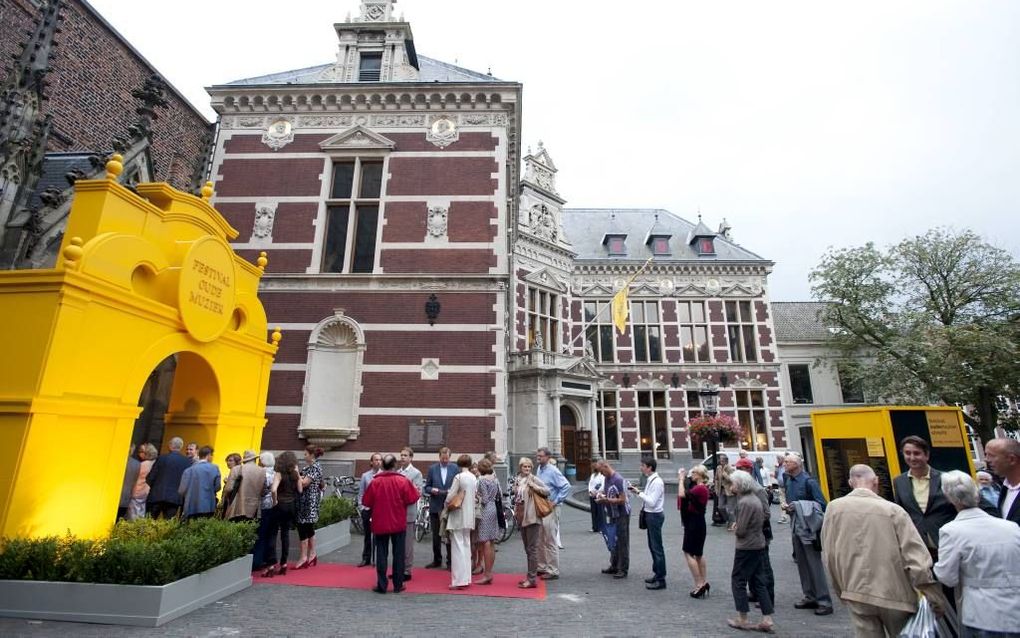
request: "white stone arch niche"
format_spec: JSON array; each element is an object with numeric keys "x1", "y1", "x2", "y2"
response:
[{"x1": 297, "y1": 309, "x2": 366, "y2": 449}]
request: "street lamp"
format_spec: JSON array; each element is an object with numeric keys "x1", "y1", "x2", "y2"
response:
[{"x1": 698, "y1": 372, "x2": 730, "y2": 459}]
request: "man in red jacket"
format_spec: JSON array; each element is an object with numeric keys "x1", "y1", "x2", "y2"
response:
[{"x1": 362, "y1": 454, "x2": 421, "y2": 593}]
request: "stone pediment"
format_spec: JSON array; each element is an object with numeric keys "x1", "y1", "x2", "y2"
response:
[
  {"x1": 720, "y1": 283, "x2": 760, "y2": 297},
  {"x1": 630, "y1": 282, "x2": 660, "y2": 296},
  {"x1": 581, "y1": 282, "x2": 616, "y2": 296},
  {"x1": 523, "y1": 267, "x2": 568, "y2": 293},
  {"x1": 674, "y1": 283, "x2": 712, "y2": 297},
  {"x1": 319, "y1": 125, "x2": 395, "y2": 152},
  {"x1": 563, "y1": 356, "x2": 603, "y2": 379}
]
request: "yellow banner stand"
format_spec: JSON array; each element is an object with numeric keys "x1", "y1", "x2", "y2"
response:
[
  {"x1": 811, "y1": 406, "x2": 976, "y2": 502},
  {"x1": 0, "y1": 156, "x2": 280, "y2": 539}
]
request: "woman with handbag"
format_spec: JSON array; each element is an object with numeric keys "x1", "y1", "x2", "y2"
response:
[
  {"x1": 444, "y1": 454, "x2": 477, "y2": 589},
  {"x1": 474, "y1": 458, "x2": 501, "y2": 584},
  {"x1": 263, "y1": 451, "x2": 303, "y2": 577},
  {"x1": 513, "y1": 457, "x2": 551, "y2": 589},
  {"x1": 295, "y1": 445, "x2": 324, "y2": 569}
]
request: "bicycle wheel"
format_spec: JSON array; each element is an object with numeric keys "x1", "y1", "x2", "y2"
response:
[
  {"x1": 350, "y1": 505, "x2": 364, "y2": 534},
  {"x1": 415, "y1": 518, "x2": 426, "y2": 542}
]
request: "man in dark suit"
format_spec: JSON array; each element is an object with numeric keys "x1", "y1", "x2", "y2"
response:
[
  {"x1": 985, "y1": 438, "x2": 1020, "y2": 526},
  {"x1": 892, "y1": 436, "x2": 958, "y2": 553},
  {"x1": 423, "y1": 446, "x2": 457, "y2": 569},
  {"x1": 145, "y1": 436, "x2": 192, "y2": 519}
]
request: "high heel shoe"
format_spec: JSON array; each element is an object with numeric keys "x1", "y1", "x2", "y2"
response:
[
  {"x1": 293, "y1": 559, "x2": 309, "y2": 570},
  {"x1": 260, "y1": 564, "x2": 277, "y2": 578},
  {"x1": 277, "y1": 563, "x2": 288, "y2": 576},
  {"x1": 308, "y1": 556, "x2": 318, "y2": 567},
  {"x1": 690, "y1": 582, "x2": 711, "y2": 599}
]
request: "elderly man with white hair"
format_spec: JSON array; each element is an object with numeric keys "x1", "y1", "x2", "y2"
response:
[
  {"x1": 822, "y1": 464, "x2": 945, "y2": 637},
  {"x1": 781, "y1": 451, "x2": 833, "y2": 615},
  {"x1": 934, "y1": 470, "x2": 1020, "y2": 638}
]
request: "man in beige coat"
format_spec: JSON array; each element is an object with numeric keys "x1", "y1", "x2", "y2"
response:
[
  {"x1": 224, "y1": 450, "x2": 265, "y2": 521},
  {"x1": 821, "y1": 464, "x2": 945, "y2": 637}
]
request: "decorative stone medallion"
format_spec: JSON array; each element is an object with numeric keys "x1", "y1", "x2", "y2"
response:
[
  {"x1": 252, "y1": 204, "x2": 276, "y2": 240},
  {"x1": 426, "y1": 116, "x2": 459, "y2": 148},
  {"x1": 262, "y1": 118, "x2": 294, "y2": 151}
]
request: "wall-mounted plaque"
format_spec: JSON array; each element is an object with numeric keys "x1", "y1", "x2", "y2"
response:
[{"x1": 408, "y1": 419, "x2": 447, "y2": 452}]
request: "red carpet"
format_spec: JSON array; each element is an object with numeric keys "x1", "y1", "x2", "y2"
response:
[{"x1": 253, "y1": 563, "x2": 547, "y2": 599}]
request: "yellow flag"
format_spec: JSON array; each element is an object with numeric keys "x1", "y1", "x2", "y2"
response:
[{"x1": 611, "y1": 287, "x2": 629, "y2": 335}]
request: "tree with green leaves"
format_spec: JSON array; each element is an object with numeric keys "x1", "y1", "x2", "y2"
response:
[{"x1": 809, "y1": 227, "x2": 1020, "y2": 442}]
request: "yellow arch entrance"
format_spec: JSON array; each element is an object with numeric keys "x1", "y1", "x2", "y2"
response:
[{"x1": 0, "y1": 156, "x2": 280, "y2": 539}]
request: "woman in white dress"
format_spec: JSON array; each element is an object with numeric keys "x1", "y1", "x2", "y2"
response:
[{"x1": 445, "y1": 454, "x2": 478, "y2": 589}]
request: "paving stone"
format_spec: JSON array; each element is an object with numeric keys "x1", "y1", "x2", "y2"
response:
[{"x1": 0, "y1": 503, "x2": 854, "y2": 637}]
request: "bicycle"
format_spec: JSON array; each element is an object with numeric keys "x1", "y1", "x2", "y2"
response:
[
  {"x1": 495, "y1": 490, "x2": 517, "y2": 544},
  {"x1": 414, "y1": 494, "x2": 430, "y2": 542},
  {"x1": 328, "y1": 475, "x2": 363, "y2": 534}
]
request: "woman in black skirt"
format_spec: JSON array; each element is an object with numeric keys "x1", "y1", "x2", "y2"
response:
[{"x1": 678, "y1": 464, "x2": 711, "y2": 598}]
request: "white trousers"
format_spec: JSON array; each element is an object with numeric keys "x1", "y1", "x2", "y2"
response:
[
  {"x1": 537, "y1": 506, "x2": 560, "y2": 576},
  {"x1": 450, "y1": 528, "x2": 472, "y2": 586}
]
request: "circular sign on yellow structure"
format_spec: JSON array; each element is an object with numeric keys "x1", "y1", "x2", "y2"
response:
[{"x1": 178, "y1": 236, "x2": 237, "y2": 342}]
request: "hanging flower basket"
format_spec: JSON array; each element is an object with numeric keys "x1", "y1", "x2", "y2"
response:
[{"x1": 688, "y1": 414, "x2": 742, "y2": 443}]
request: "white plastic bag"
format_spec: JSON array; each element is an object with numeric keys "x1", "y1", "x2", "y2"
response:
[{"x1": 899, "y1": 595, "x2": 937, "y2": 638}]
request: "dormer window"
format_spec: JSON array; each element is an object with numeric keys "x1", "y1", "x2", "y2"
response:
[
  {"x1": 603, "y1": 234, "x2": 627, "y2": 256},
  {"x1": 647, "y1": 235, "x2": 671, "y2": 256},
  {"x1": 358, "y1": 52, "x2": 382, "y2": 81},
  {"x1": 697, "y1": 237, "x2": 715, "y2": 255}
]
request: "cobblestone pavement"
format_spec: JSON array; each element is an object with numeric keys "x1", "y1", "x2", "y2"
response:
[{"x1": 0, "y1": 501, "x2": 853, "y2": 637}]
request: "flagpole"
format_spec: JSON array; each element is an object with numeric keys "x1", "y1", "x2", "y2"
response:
[{"x1": 567, "y1": 256, "x2": 655, "y2": 351}]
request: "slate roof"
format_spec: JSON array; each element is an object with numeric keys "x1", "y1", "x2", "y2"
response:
[
  {"x1": 222, "y1": 55, "x2": 502, "y2": 86},
  {"x1": 27, "y1": 153, "x2": 97, "y2": 210},
  {"x1": 561, "y1": 208, "x2": 769, "y2": 263},
  {"x1": 771, "y1": 302, "x2": 835, "y2": 342}
]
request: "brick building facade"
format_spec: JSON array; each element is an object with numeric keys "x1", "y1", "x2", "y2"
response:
[
  {"x1": 206, "y1": 0, "x2": 519, "y2": 473},
  {"x1": 208, "y1": 0, "x2": 786, "y2": 475},
  {"x1": 0, "y1": 0, "x2": 210, "y2": 189}
]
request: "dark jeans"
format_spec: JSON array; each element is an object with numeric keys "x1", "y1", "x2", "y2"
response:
[
  {"x1": 252, "y1": 507, "x2": 275, "y2": 570},
  {"x1": 645, "y1": 511, "x2": 666, "y2": 582},
  {"x1": 361, "y1": 509, "x2": 373, "y2": 562},
  {"x1": 590, "y1": 497, "x2": 602, "y2": 532},
  {"x1": 267, "y1": 503, "x2": 296, "y2": 566},
  {"x1": 732, "y1": 548, "x2": 774, "y2": 615},
  {"x1": 429, "y1": 511, "x2": 451, "y2": 564},
  {"x1": 148, "y1": 501, "x2": 180, "y2": 520},
  {"x1": 609, "y1": 514, "x2": 630, "y2": 574},
  {"x1": 374, "y1": 531, "x2": 407, "y2": 591}
]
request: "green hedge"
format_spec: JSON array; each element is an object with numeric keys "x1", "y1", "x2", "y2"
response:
[
  {"x1": 0, "y1": 518, "x2": 256, "y2": 586},
  {"x1": 315, "y1": 496, "x2": 357, "y2": 529}
]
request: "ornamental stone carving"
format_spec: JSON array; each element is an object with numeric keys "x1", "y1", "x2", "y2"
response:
[
  {"x1": 529, "y1": 204, "x2": 557, "y2": 242},
  {"x1": 252, "y1": 203, "x2": 277, "y2": 241},
  {"x1": 426, "y1": 205, "x2": 448, "y2": 240},
  {"x1": 426, "y1": 116, "x2": 459, "y2": 148},
  {"x1": 262, "y1": 118, "x2": 294, "y2": 151}
]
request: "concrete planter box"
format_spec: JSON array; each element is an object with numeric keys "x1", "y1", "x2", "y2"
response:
[
  {"x1": 0, "y1": 554, "x2": 252, "y2": 627},
  {"x1": 311, "y1": 518, "x2": 351, "y2": 557}
]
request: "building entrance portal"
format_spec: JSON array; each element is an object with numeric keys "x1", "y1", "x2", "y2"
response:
[{"x1": 0, "y1": 159, "x2": 280, "y2": 539}]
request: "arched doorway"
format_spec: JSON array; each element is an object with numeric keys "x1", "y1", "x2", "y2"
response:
[
  {"x1": 560, "y1": 405, "x2": 577, "y2": 466},
  {"x1": 131, "y1": 355, "x2": 176, "y2": 449}
]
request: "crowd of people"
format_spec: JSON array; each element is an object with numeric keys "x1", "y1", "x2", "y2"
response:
[{"x1": 118, "y1": 434, "x2": 1020, "y2": 636}]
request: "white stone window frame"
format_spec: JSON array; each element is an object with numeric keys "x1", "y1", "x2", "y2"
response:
[
  {"x1": 630, "y1": 299, "x2": 664, "y2": 364},
  {"x1": 321, "y1": 154, "x2": 390, "y2": 274},
  {"x1": 724, "y1": 299, "x2": 759, "y2": 363},
  {"x1": 596, "y1": 386, "x2": 621, "y2": 461},
  {"x1": 297, "y1": 310, "x2": 367, "y2": 449},
  {"x1": 583, "y1": 299, "x2": 616, "y2": 364},
  {"x1": 732, "y1": 381, "x2": 770, "y2": 452},
  {"x1": 677, "y1": 300, "x2": 712, "y2": 364},
  {"x1": 526, "y1": 284, "x2": 561, "y2": 352},
  {"x1": 633, "y1": 380, "x2": 671, "y2": 459}
]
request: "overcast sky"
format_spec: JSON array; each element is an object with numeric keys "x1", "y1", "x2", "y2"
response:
[{"x1": 88, "y1": 0, "x2": 1020, "y2": 300}]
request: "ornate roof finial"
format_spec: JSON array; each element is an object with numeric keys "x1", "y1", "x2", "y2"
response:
[
  {"x1": 201, "y1": 180, "x2": 214, "y2": 200},
  {"x1": 354, "y1": 0, "x2": 396, "y2": 22},
  {"x1": 105, "y1": 153, "x2": 124, "y2": 180}
]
